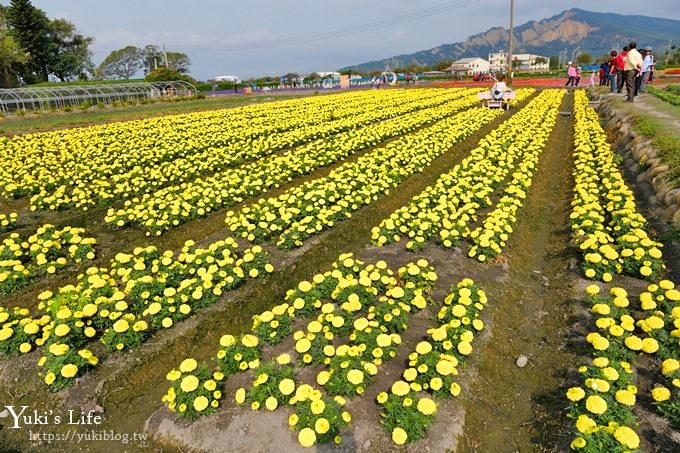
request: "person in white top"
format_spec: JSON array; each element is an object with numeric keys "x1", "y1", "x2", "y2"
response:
[
  {"x1": 638, "y1": 47, "x2": 654, "y2": 94},
  {"x1": 490, "y1": 74, "x2": 508, "y2": 100}
]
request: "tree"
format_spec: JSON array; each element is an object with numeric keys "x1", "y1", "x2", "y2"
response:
[
  {"x1": 7, "y1": 0, "x2": 52, "y2": 83},
  {"x1": 48, "y1": 18, "x2": 94, "y2": 81},
  {"x1": 432, "y1": 60, "x2": 453, "y2": 71},
  {"x1": 549, "y1": 56, "x2": 559, "y2": 70},
  {"x1": 166, "y1": 51, "x2": 190, "y2": 73},
  {"x1": 0, "y1": 5, "x2": 27, "y2": 87},
  {"x1": 144, "y1": 67, "x2": 194, "y2": 83},
  {"x1": 575, "y1": 52, "x2": 593, "y2": 66},
  {"x1": 97, "y1": 46, "x2": 143, "y2": 79}
]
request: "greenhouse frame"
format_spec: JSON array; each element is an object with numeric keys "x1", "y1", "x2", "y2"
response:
[{"x1": 0, "y1": 80, "x2": 197, "y2": 114}]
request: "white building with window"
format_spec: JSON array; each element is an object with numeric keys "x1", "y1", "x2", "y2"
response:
[
  {"x1": 444, "y1": 57, "x2": 490, "y2": 77},
  {"x1": 488, "y1": 51, "x2": 549, "y2": 72}
]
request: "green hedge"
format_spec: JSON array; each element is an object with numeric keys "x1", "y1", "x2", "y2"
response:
[{"x1": 648, "y1": 86, "x2": 680, "y2": 106}]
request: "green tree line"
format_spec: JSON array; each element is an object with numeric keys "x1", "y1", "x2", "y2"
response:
[{"x1": 1, "y1": 0, "x2": 93, "y2": 86}]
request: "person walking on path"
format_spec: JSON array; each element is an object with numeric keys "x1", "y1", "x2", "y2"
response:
[
  {"x1": 639, "y1": 47, "x2": 654, "y2": 93},
  {"x1": 565, "y1": 62, "x2": 578, "y2": 87},
  {"x1": 624, "y1": 41, "x2": 643, "y2": 102}
]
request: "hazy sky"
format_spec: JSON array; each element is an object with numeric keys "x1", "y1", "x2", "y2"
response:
[{"x1": 25, "y1": 0, "x2": 680, "y2": 80}]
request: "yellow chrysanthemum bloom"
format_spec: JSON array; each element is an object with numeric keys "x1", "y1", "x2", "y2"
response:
[
  {"x1": 193, "y1": 396, "x2": 209, "y2": 412},
  {"x1": 566, "y1": 387, "x2": 585, "y2": 402},
  {"x1": 416, "y1": 398, "x2": 436, "y2": 416},
  {"x1": 60, "y1": 363, "x2": 78, "y2": 378},
  {"x1": 613, "y1": 426, "x2": 639, "y2": 449},
  {"x1": 180, "y1": 375, "x2": 199, "y2": 393},
  {"x1": 651, "y1": 386, "x2": 671, "y2": 402},
  {"x1": 315, "y1": 417, "x2": 330, "y2": 434},
  {"x1": 391, "y1": 427, "x2": 408, "y2": 445},
  {"x1": 298, "y1": 427, "x2": 316, "y2": 447},
  {"x1": 179, "y1": 358, "x2": 198, "y2": 373},
  {"x1": 391, "y1": 381, "x2": 410, "y2": 396},
  {"x1": 575, "y1": 414, "x2": 597, "y2": 434},
  {"x1": 585, "y1": 395, "x2": 607, "y2": 415},
  {"x1": 615, "y1": 389, "x2": 636, "y2": 406}
]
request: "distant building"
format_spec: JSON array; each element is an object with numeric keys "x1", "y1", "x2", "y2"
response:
[
  {"x1": 488, "y1": 51, "x2": 549, "y2": 72},
  {"x1": 444, "y1": 57, "x2": 490, "y2": 77}
]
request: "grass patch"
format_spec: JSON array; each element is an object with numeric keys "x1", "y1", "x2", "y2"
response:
[{"x1": 629, "y1": 101, "x2": 680, "y2": 189}]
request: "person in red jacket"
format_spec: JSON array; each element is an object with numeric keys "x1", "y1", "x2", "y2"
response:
[{"x1": 615, "y1": 46, "x2": 628, "y2": 93}]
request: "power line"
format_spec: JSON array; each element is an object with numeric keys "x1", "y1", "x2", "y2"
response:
[{"x1": 167, "y1": 0, "x2": 479, "y2": 53}]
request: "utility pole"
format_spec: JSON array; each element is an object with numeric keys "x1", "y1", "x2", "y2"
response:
[
  {"x1": 163, "y1": 44, "x2": 169, "y2": 69},
  {"x1": 507, "y1": 0, "x2": 515, "y2": 85}
]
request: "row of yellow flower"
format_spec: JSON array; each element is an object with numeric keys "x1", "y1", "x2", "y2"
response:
[
  {"x1": 0, "y1": 224, "x2": 96, "y2": 294},
  {"x1": 162, "y1": 254, "x2": 439, "y2": 447},
  {"x1": 0, "y1": 212, "x2": 18, "y2": 233},
  {"x1": 565, "y1": 90, "x2": 677, "y2": 451},
  {"x1": 468, "y1": 89, "x2": 565, "y2": 261},
  {"x1": 225, "y1": 106, "x2": 504, "y2": 249},
  {"x1": 378, "y1": 278, "x2": 487, "y2": 445},
  {"x1": 2, "y1": 89, "x2": 419, "y2": 200},
  {"x1": 30, "y1": 89, "x2": 471, "y2": 212},
  {"x1": 0, "y1": 238, "x2": 272, "y2": 390},
  {"x1": 369, "y1": 88, "x2": 551, "y2": 253},
  {"x1": 636, "y1": 280, "x2": 680, "y2": 429},
  {"x1": 570, "y1": 90, "x2": 664, "y2": 282},
  {"x1": 105, "y1": 89, "x2": 483, "y2": 236}
]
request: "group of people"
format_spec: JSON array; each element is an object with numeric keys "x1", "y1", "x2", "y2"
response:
[
  {"x1": 567, "y1": 41, "x2": 654, "y2": 103},
  {"x1": 606, "y1": 42, "x2": 655, "y2": 102}
]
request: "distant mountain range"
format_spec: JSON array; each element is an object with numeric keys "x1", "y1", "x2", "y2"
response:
[{"x1": 343, "y1": 8, "x2": 680, "y2": 72}]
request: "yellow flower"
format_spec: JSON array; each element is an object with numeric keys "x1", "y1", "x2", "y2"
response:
[
  {"x1": 310, "y1": 399, "x2": 325, "y2": 415},
  {"x1": 450, "y1": 382, "x2": 461, "y2": 397},
  {"x1": 347, "y1": 369, "x2": 364, "y2": 385},
  {"x1": 315, "y1": 417, "x2": 330, "y2": 434},
  {"x1": 279, "y1": 378, "x2": 295, "y2": 396},
  {"x1": 585, "y1": 284, "x2": 600, "y2": 296},
  {"x1": 180, "y1": 375, "x2": 199, "y2": 393},
  {"x1": 112, "y1": 319, "x2": 129, "y2": 333},
  {"x1": 575, "y1": 414, "x2": 597, "y2": 434},
  {"x1": 416, "y1": 341, "x2": 432, "y2": 355},
  {"x1": 570, "y1": 437, "x2": 587, "y2": 449},
  {"x1": 391, "y1": 381, "x2": 410, "y2": 396},
  {"x1": 615, "y1": 389, "x2": 636, "y2": 406},
  {"x1": 193, "y1": 396, "x2": 209, "y2": 412},
  {"x1": 613, "y1": 426, "x2": 639, "y2": 449},
  {"x1": 220, "y1": 334, "x2": 236, "y2": 347},
  {"x1": 295, "y1": 338, "x2": 311, "y2": 353},
  {"x1": 457, "y1": 341, "x2": 472, "y2": 355},
  {"x1": 641, "y1": 337, "x2": 659, "y2": 354},
  {"x1": 298, "y1": 427, "x2": 316, "y2": 447},
  {"x1": 179, "y1": 358, "x2": 198, "y2": 373},
  {"x1": 341, "y1": 411, "x2": 351, "y2": 423},
  {"x1": 241, "y1": 334, "x2": 259, "y2": 348},
  {"x1": 392, "y1": 427, "x2": 408, "y2": 445},
  {"x1": 60, "y1": 363, "x2": 78, "y2": 378},
  {"x1": 289, "y1": 414, "x2": 299, "y2": 426},
  {"x1": 416, "y1": 398, "x2": 436, "y2": 415},
  {"x1": 624, "y1": 336, "x2": 643, "y2": 351},
  {"x1": 166, "y1": 369, "x2": 181, "y2": 381},
  {"x1": 662, "y1": 358, "x2": 679, "y2": 376},
  {"x1": 265, "y1": 396, "x2": 278, "y2": 411},
  {"x1": 651, "y1": 386, "x2": 671, "y2": 402},
  {"x1": 45, "y1": 372, "x2": 56, "y2": 385},
  {"x1": 585, "y1": 395, "x2": 607, "y2": 415},
  {"x1": 566, "y1": 387, "x2": 585, "y2": 402}
]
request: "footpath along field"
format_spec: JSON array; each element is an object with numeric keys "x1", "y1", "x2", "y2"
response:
[{"x1": 0, "y1": 87, "x2": 678, "y2": 453}]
